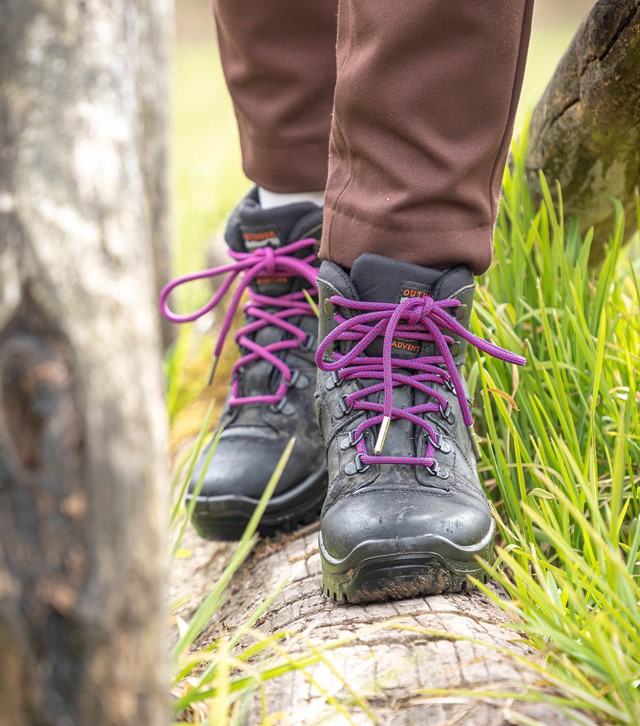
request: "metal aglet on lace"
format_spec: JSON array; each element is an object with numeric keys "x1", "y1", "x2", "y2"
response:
[
  {"x1": 207, "y1": 355, "x2": 220, "y2": 386},
  {"x1": 374, "y1": 415, "x2": 391, "y2": 454}
]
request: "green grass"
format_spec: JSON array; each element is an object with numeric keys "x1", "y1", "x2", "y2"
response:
[
  {"x1": 169, "y1": 428, "x2": 394, "y2": 724},
  {"x1": 168, "y1": 27, "x2": 640, "y2": 726},
  {"x1": 469, "y1": 138, "x2": 640, "y2": 724}
]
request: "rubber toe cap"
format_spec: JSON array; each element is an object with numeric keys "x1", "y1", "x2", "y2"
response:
[{"x1": 320, "y1": 488, "x2": 493, "y2": 563}]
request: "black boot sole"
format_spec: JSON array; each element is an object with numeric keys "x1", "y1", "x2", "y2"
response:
[
  {"x1": 319, "y1": 527, "x2": 494, "y2": 604},
  {"x1": 187, "y1": 467, "x2": 327, "y2": 541}
]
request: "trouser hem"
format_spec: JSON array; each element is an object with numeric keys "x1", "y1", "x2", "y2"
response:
[
  {"x1": 319, "y1": 205, "x2": 493, "y2": 275},
  {"x1": 240, "y1": 135, "x2": 329, "y2": 193}
]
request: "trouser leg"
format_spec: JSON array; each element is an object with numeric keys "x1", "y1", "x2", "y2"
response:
[
  {"x1": 320, "y1": 1, "x2": 535, "y2": 274},
  {"x1": 212, "y1": 0, "x2": 338, "y2": 192}
]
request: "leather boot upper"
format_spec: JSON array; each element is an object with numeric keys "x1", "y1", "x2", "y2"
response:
[
  {"x1": 179, "y1": 188, "x2": 327, "y2": 499},
  {"x1": 315, "y1": 253, "x2": 525, "y2": 560}
]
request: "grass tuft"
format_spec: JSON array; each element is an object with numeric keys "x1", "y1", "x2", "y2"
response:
[{"x1": 471, "y1": 134, "x2": 640, "y2": 724}]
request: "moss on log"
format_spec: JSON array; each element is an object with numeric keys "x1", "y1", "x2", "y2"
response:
[{"x1": 527, "y1": 0, "x2": 640, "y2": 260}]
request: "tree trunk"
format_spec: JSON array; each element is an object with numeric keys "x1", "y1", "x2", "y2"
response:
[
  {"x1": 0, "y1": 1, "x2": 170, "y2": 723},
  {"x1": 172, "y1": 528, "x2": 596, "y2": 725},
  {"x1": 526, "y1": 0, "x2": 640, "y2": 261},
  {"x1": 136, "y1": 0, "x2": 176, "y2": 349}
]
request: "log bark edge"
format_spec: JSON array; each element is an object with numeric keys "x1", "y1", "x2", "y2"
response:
[{"x1": 526, "y1": 0, "x2": 640, "y2": 259}]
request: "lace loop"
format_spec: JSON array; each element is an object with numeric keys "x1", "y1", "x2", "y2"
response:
[
  {"x1": 316, "y1": 294, "x2": 526, "y2": 469},
  {"x1": 160, "y1": 238, "x2": 319, "y2": 407}
]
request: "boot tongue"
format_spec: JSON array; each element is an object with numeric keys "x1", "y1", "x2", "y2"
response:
[
  {"x1": 226, "y1": 189, "x2": 323, "y2": 297},
  {"x1": 351, "y1": 253, "x2": 443, "y2": 304},
  {"x1": 225, "y1": 189, "x2": 322, "y2": 402},
  {"x1": 349, "y1": 254, "x2": 473, "y2": 359},
  {"x1": 350, "y1": 253, "x2": 473, "y2": 303}
]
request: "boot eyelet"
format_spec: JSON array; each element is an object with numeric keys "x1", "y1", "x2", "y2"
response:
[
  {"x1": 445, "y1": 379, "x2": 456, "y2": 394},
  {"x1": 301, "y1": 333, "x2": 316, "y2": 351},
  {"x1": 429, "y1": 434, "x2": 452, "y2": 454},
  {"x1": 453, "y1": 304, "x2": 467, "y2": 321},
  {"x1": 270, "y1": 397, "x2": 293, "y2": 415},
  {"x1": 325, "y1": 370, "x2": 344, "y2": 391},
  {"x1": 285, "y1": 369, "x2": 309, "y2": 389},
  {"x1": 425, "y1": 459, "x2": 447, "y2": 478},
  {"x1": 340, "y1": 429, "x2": 362, "y2": 450},
  {"x1": 426, "y1": 460, "x2": 450, "y2": 480},
  {"x1": 285, "y1": 370, "x2": 300, "y2": 388},
  {"x1": 338, "y1": 394, "x2": 353, "y2": 416},
  {"x1": 323, "y1": 299, "x2": 335, "y2": 316},
  {"x1": 438, "y1": 402, "x2": 454, "y2": 422},
  {"x1": 345, "y1": 454, "x2": 370, "y2": 476}
]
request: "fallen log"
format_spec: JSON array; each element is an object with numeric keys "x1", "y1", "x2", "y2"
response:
[
  {"x1": 526, "y1": 0, "x2": 640, "y2": 261},
  {"x1": 172, "y1": 528, "x2": 596, "y2": 725}
]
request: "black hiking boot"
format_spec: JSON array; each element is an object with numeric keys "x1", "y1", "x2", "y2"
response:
[
  {"x1": 314, "y1": 253, "x2": 525, "y2": 602},
  {"x1": 162, "y1": 188, "x2": 327, "y2": 540}
]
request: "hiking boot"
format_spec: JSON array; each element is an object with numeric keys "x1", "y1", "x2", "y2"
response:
[
  {"x1": 314, "y1": 253, "x2": 525, "y2": 602},
  {"x1": 161, "y1": 188, "x2": 327, "y2": 540}
]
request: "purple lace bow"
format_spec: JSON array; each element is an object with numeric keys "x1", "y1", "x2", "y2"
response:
[
  {"x1": 316, "y1": 294, "x2": 526, "y2": 470},
  {"x1": 160, "y1": 238, "x2": 319, "y2": 407}
]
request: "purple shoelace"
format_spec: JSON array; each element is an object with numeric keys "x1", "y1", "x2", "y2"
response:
[
  {"x1": 160, "y1": 238, "x2": 319, "y2": 407},
  {"x1": 316, "y1": 294, "x2": 526, "y2": 471}
]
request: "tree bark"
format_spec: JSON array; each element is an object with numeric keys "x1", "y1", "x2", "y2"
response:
[
  {"x1": 0, "y1": 1, "x2": 170, "y2": 723},
  {"x1": 172, "y1": 528, "x2": 596, "y2": 725},
  {"x1": 136, "y1": 0, "x2": 176, "y2": 349},
  {"x1": 526, "y1": 0, "x2": 640, "y2": 260}
]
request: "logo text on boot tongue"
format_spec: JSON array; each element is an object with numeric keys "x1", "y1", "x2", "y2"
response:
[
  {"x1": 389, "y1": 281, "x2": 434, "y2": 358},
  {"x1": 392, "y1": 339, "x2": 421, "y2": 355},
  {"x1": 398, "y1": 280, "x2": 432, "y2": 303},
  {"x1": 241, "y1": 225, "x2": 282, "y2": 251}
]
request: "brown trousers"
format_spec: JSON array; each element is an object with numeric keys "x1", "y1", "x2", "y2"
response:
[{"x1": 213, "y1": 1, "x2": 534, "y2": 274}]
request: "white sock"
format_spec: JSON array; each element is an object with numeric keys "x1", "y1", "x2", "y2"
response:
[{"x1": 258, "y1": 188, "x2": 324, "y2": 210}]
